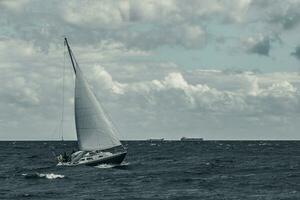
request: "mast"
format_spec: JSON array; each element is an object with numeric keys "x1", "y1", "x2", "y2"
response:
[{"x1": 64, "y1": 37, "x2": 77, "y2": 74}]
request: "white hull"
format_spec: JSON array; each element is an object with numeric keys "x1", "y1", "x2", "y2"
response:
[{"x1": 57, "y1": 151, "x2": 127, "y2": 166}]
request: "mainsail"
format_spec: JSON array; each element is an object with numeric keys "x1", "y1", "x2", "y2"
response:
[{"x1": 65, "y1": 38, "x2": 122, "y2": 151}]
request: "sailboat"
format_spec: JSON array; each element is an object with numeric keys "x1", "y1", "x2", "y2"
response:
[{"x1": 57, "y1": 38, "x2": 127, "y2": 166}]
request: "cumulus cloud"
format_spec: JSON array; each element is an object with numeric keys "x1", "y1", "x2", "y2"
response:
[
  {"x1": 88, "y1": 67, "x2": 299, "y2": 116},
  {"x1": 79, "y1": 67, "x2": 300, "y2": 139},
  {"x1": 63, "y1": 1, "x2": 129, "y2": 28},
  {"x1": 261, "y1": 81, "x2": 297, "y2": 97}
]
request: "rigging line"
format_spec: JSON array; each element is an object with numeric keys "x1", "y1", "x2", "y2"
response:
[
  {"x1": 61, "y1": 42, "x2": 66, "y2": 141},
  {"x1": 50, "y1": 119, "x2": 61, "y2": 141}
]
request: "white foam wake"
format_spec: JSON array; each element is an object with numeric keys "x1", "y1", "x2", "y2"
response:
[
  {"x1": 95, "y1": 162, "x2": 130, "y2": 169},
  {"x1": 56, "y1": 162, "x2": 72, "y2": 166},
  {"x1": 22, "y1": 173, "x2": 65, "y2": 179},
  {"x1": 41, "y1": 173, "x2": 65, "y2": 179}
]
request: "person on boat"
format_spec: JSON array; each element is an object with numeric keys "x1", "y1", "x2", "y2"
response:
[{"x1": 63, "y1": 152, "x2": 69, "y2": 162}]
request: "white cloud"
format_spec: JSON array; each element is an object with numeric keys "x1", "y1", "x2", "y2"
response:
[
  {"x1": 86, "y1": 68, "x2": 299, "y2": 139},
  {"x1": 87, "y1": 68, "x2": 299, "y2": 117},
  {"x1": 261, "y1": 81, "x2": 297, "y2": 97},
  {"x1": 91, "y1": 66, "x2": 126, "y2": 94},
  {"x1": 129, "y1": 0, "x2": 178, "y2": 22},
  {"x1": 63, "y1": 1, "x2": 130, "y2": 28}
]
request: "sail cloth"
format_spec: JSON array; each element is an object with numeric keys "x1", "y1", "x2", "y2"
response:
[{"x1": 74, "y1": 67, "x2": 122, "y2": 151}]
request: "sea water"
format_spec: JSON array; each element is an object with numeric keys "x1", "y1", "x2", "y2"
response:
[{"x1": 0, "y1": 141, "x2": 299, "y2": 199}]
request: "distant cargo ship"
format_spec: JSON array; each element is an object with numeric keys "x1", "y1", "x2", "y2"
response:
[
  {"x1": 148, "y1": 138, "x2": 164, "y2": 142},
  {"x1": 180, "y1": 137, "x2": 203, "y2": 141}
]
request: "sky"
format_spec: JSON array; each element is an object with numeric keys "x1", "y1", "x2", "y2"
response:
[{"x1": 1, "y1": 0, "x2": 300, "y2": 140}]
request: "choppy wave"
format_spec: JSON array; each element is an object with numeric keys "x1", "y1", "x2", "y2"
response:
[
  {"x1": 22, "y1": 173, "x2": 65, "y2": 179},
  {"x1": 1, "y1": 141, "x2": 299, "y2": 200},
  {"x1": 13, "y1": 145, "x2": 30, "y2": 149}
]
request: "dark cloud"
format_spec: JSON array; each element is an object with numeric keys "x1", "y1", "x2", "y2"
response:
[
  {"x1": 249, "y1": 37, "x2": 270, "y2": 56},
  {"x1": 243, "y1": 35, "x2": 271, "y2": 56},
  {"x1": 291, "y1": 45, "x2": 300, "y2": 60}
]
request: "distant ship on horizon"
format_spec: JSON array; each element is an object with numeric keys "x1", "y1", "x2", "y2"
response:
[
  {"x1": 148, "y1": 138, "x2": 165, "y2": 142},
  {"x1": 180, "y1": 137, "x2": 203, "y2": 141}
]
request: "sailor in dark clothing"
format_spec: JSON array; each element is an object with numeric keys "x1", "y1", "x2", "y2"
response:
[{"x1": 63, "y1": 152, "x2": 69, "y2": 162}]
